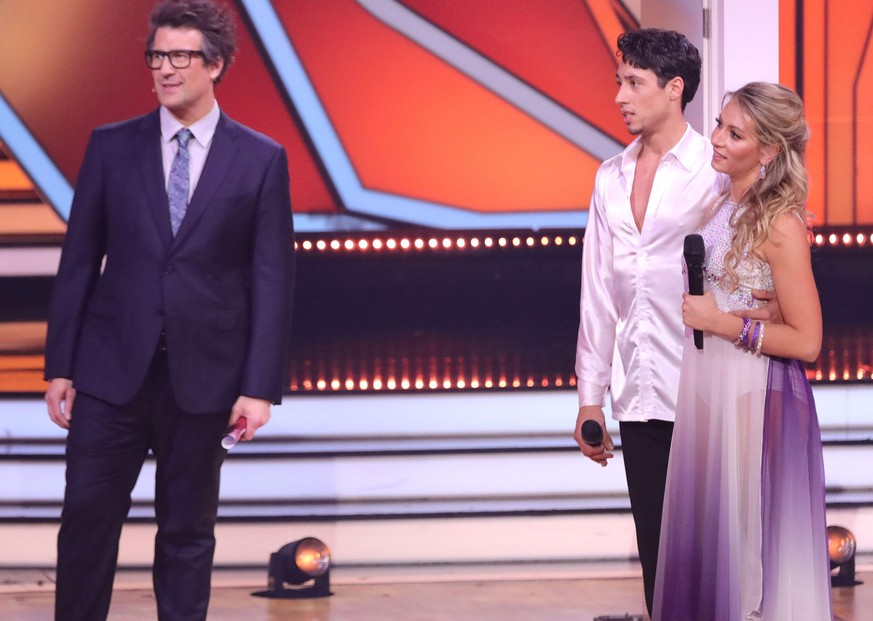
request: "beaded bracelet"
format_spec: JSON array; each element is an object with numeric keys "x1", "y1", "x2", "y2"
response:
[
  {"x1": 734, "y1": 317, "x2": 752, "y2": 348},
  {"x1": 750, "y1": 321, "x2": 761, "y2": 353},
  {"x1": 734, "y1": 318, "x2": 765, "y2": 355},
  {"x1": 755, "y1": 321, "x2": 765, "y2": 355}
]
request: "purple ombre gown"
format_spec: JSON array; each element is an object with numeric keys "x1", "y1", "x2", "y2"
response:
[{"x1": 652, "y1": 200, "x2": 833, "y2": 621}]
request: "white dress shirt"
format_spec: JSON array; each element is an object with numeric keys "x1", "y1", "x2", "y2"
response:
[
  {"x1": 160, "y1": 100, "x2": 220, "y2": 201},
  {"x1": 575, "y1": 124, "x2": 725, "y2": 422}
]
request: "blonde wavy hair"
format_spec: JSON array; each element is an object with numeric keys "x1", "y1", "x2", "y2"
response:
[{"x1": 721, "y1": 82, "x2": 811, "y2": 288}]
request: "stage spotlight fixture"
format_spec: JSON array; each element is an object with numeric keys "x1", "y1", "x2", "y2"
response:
[
  {"x1": 253, "y1": 537, "x2": 332, "y2": 598},
  {"x1": 827, "y1": 525, "x2": 862, "y2": 587}
]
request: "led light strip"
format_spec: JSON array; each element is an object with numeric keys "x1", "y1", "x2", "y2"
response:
[
  {"x1": 294, "y1": 233, "x2": 581, "y2": 254},
  {"x1": 813, "y1": 232, "x2": 873, "y2": 247}
]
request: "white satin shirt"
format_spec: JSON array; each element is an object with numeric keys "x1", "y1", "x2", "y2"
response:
[{"x1": 575, "y1": 125, "x2": 725, "y2": 422}]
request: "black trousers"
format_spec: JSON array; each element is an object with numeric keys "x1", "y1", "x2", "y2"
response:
[
  {"x1": 619, "y1": 419, "x2": 674, "y2": 618},
  {"x1": 55, "y1": 351, "x2": 229, "y2": 621}
]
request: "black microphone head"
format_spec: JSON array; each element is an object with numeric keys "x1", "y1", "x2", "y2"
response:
[
  {"x1": 580, "y1": 420, "x2": 604, "y2": 447},
  {"x1": 683, "y1": 233, "x2": 705, "y2": 266}
]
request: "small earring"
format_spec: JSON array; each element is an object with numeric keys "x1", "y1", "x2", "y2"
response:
[{"x1": 759, "y1": 164, "x2": 766, "y2": 179}]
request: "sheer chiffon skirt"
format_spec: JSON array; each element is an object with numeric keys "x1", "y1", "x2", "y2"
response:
[{"x1": 652, "y1": 334, "x2": 832, "y2": 621}]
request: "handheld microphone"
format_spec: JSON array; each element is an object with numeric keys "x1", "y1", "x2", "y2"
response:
[
  {"x1": 221, "y1": 417, "x2": 247, "y2": 450},
  {"x1": 683, "y1": 233, "x2": 706, "y2": 350},
  {"x1": 580, "y1": 420, "x2": 604, "y2": 447}
]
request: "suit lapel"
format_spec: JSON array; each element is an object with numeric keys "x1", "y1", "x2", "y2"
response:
[
  {"x1": 136, "y1": 110, "x2": 174, "y2": 248},
  {"x1": 171, "y1": 113, "x2": 239, "y2": 248}
]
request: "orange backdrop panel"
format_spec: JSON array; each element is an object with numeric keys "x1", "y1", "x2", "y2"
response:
[
  {"x1": 780, "y1": 0, "x2": 873, "y2": 226},
  {"x1": 0, "y1": 0, "x2": 337, "y2": 218},
  {"x1": 276, "y1": 0, "x2": 603, "y2": 214},
  {"x1": 398, "y1": 0, "x2": 630, "y2": 144}
]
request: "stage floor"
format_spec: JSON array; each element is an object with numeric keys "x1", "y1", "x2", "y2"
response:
[{"x1": 1, "y1": 567, "x2": 870, "y2": 620}]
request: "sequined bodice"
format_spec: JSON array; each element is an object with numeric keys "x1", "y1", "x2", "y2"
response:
[{"x1": 699, "y1": 199, "x2": 773, "y2": 312}]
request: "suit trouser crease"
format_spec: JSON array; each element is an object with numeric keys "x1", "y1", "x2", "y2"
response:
[{"x1": 55, "y1": 352, "x2": 228, "y2": 621}]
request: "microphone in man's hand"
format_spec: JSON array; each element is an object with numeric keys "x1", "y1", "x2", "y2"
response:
[
  {"x1": 580, "y1": 420, "x2": 604, "y2": 447},
  {"x1": 683, "y1": 233, "x2": 706, "y2": 350},
  {"x1": 221, "y1": 417, "x2": 247, "y2": 450}
]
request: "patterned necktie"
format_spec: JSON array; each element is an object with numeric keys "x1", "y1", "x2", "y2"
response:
[{"x1": 168, "y1": 128, "x2": 193, "y2": 236}]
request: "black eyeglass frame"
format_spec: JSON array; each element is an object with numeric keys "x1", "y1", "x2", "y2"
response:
[{"x1": 144, "y1": 49, "x2": 206, "y2": 69}]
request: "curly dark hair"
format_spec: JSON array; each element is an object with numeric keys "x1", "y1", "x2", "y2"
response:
[
  {"x1": 147, "y1": 0, "x2": 237, "y2": 83},
  {"x1": 617, "y1": 28, "x2": 701, "y2": 111}
]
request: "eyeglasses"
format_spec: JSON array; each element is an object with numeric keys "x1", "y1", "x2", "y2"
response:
[{"x1": 145, "y1": 49, "x2": 206, "y2": 69}]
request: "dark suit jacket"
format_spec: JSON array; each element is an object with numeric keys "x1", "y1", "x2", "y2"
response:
[{"x1": 45, "y1": 109, "x2": 295, "y2": 414}]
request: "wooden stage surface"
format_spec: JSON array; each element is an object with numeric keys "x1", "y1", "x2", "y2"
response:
[{"x1": 1, "y1": 568, "x2": 870, "y2": 620}]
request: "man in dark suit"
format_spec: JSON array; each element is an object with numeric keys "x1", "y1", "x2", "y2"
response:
[{"x1": 43, "y1": 1, "x2": 294, "y2": 619}]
